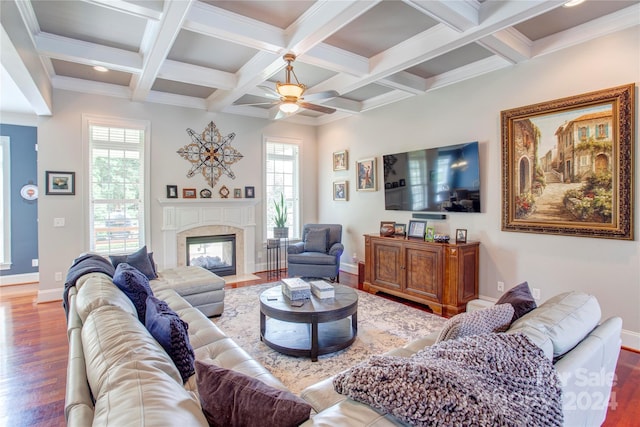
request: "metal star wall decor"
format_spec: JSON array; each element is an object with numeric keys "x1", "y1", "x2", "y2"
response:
[{"x1": 177, "y1": 121, "x2": 243, "y2": 188}]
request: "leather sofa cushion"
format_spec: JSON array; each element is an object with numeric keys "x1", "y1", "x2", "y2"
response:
[
  {"x1": 76, "y1": 273, "x2": 137, "y2": 323},
  {"x1": 82, "y1": 305, "x2": 183, "y2": 398},
  {"x1": 508, "y1": 291, "x2": 601, "y2": 358},
  {"x1": 92, "y1": 358, "x2": 207, "y2": 426}
]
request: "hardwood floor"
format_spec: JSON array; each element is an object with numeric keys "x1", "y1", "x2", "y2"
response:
[{"x1": 0, "y1": 271, "x2": 637, "y2": 426}]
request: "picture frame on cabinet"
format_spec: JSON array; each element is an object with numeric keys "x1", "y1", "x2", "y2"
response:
[
  {"x1": 425, "y1": 226, "x2": 435, "y2": 242},
  {"x1": 501, "y1": 84, "x2": 634, "y2": 240},
  {"x1": 407, "y1": 220, "x2": 426, "y2": 239},
  {"x1": 394, "y1": 223, "x2": 406, "y2": 236},
  {"x1": 456, "y1": 228, "x2": 467, "y2": 243}
]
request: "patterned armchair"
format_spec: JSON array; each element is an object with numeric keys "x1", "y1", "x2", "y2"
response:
[{"x1": 287, "y1": 224, "x2": 343, "y2": 282}]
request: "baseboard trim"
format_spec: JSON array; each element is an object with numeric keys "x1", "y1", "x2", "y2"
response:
[
  {"x1": 37, "y1": 287, "x2": 63, "y2": 303},
  {"x1": 0, "y1": 272, "x2": 39, "y2": 286},
  {"x1": 621, "y1": 329, "x2": 640, "y2": 351}
]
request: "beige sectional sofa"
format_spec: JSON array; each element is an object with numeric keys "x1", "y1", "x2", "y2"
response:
[{"x1": 65, "y1": 266, "x2": 622, "y2": 427}]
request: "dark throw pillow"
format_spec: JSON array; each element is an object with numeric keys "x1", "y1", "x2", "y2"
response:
[
  {"x1": 145, "y1": 295, "x2": 195, "y2": 384},
  {"x1": 304, "y1": 228, "x2": 329, "y2": 253},
  {"x1": 436, "y1": 303, "x2": 514, "y2": 343},
  {"x1": 109, "y1": 245, "x2": 158, "y2": 280},
  {"x1": 112, "y1": 262, "x2": 153, "y2": 321},
  {"x1": 496, "y1": 281, "x2": 537, "y2": 322},
  {"x1": 195, "y1": 360, "x2": 312, "y2": 427}
]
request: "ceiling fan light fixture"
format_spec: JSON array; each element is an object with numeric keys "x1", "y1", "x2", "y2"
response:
[
  {"x1": 563, "y1": 0, "x2": 585, "y2": 7},
  {"x1": 276, "y1": 82, "x2": 305, "y2": 98},
  {"x1": 279, "y1": 101, "x2": 299, "y2": 113}
]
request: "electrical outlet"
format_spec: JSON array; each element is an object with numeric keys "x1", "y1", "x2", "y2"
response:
[
  {"x1": 497, "y1": 281, "x2": 504, "y2": 292},
  {"x1": 532, "y1": 288, "x2": 541, "y2": 300},
  {"x1": 352, "y1": 253, "x2": 358, "y2": 263},
  {"x1": 55, "y1": 272, "x2": 63, "y2": 281},
  {"x1": 32, "y1": 259, "x2": 38, "y2": 267}
]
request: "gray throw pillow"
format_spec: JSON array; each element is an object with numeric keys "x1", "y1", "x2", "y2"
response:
[
  {"x1": 436, "y1": 303, "x2": 515, "y2": 343},
  {"x1": 196, "y1": 361, "x2": 312, "y2": 427},
  {"x1": 495, "y1": 281, "x2": 537, "y2": 322},
  {"x1": 304, "y1": 228, "x2": 329, "y2": 253},
  {"x1": 110, "y1": 245, "x2": 158, "y2": 279}
]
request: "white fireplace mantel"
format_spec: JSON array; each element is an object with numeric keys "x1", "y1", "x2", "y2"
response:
[{"x1": 157, "y1": 198, "x2": 260, "y2": 273}]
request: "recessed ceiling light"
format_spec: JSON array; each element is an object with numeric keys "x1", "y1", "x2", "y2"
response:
[
  {"x1": 563, "y1": 0, "x2": 586, "y2": 7},
  {"x1": 93, "y1": 66, "x2": 108, "y2": 72}
]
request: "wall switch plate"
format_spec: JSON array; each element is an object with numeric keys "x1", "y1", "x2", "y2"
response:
[
  {"x1": 32, "y1": 259, "x2": 38, "y2": 267},
  {"x1": 532, "y1": 288, "x2": 541, "y2": 300},
  {"x1": 55, "y1": 272, "x2": 63, "y2": 281},
  {"x1": 497, "y1": 281, "x2": 504, "y2": 292},
  {"x1": 54, "y1": 217, "x2": 65, "y2": 227}
]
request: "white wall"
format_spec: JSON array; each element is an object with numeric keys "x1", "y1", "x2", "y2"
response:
[
  {"x1": 317, "y1": 27, "x2": 640, "y2": 349},
  {"x1": 36, "y1": 91, "x2": 318, "y2": 301}
]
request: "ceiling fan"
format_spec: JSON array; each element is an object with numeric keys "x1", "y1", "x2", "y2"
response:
[{"x1": 235, "y1": 53, "x2": 338, "y2": 119}]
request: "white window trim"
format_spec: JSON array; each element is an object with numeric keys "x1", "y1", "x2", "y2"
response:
[
  {"x1": 0, "y1": 136, "x2": 11, "y2": 270},
  {"x1": 82, "y1": 114, "x2": 151, "y2": 253},
  {"x1": 263, "y1": 135, "x2": 302, "y2": 241}
]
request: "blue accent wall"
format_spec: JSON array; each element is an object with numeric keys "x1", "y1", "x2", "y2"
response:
[{"x1": 0, "y1": 124, "x2": 38, "y2": 276}]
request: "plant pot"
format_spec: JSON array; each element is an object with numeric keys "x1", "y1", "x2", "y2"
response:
[{"x1": 273, "y1": 227, "x2": 289, "y2": 239}]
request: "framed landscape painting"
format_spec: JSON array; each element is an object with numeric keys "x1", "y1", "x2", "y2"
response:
[{"x1": 501, "y1": 84, "x2": 634, "y2": 240}]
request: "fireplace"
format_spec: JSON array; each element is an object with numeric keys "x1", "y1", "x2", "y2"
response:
[{"x1": 187, "y1": 234, "x2": 236, "y2": 277}]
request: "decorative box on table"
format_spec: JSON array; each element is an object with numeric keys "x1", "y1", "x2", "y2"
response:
[
  {"x1": 310, "y1": 280, "x2": 335, "y2": 299},
  {"x1": 281, "y1": 278, "x2": 311, "y2": 301}
]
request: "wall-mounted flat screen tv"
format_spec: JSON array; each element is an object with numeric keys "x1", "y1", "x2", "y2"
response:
[{"x1": 383, "y1": 141, "x2": 481, "y2": 213}]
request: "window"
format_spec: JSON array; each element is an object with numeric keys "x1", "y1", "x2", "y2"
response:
[
  {"x1": 0, "y1": 136, "x2": 10, "y2": 269},
  {"x1": 264, "y1": 138, "x2": 300, "y2": 239},
  {"x1": 84, "y1": 115, "x2": 150, "y2": 255}
]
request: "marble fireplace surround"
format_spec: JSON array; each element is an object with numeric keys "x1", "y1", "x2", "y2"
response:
[{"x1": 158, "y1": 198, "x2": 259, "y2": 275}]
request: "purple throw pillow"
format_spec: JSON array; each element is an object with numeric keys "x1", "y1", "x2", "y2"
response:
[
  {"x1": 495, "y1": 281, "x2": 537, "y2": 322},
  {"x1": 112, "y1": 262, "x2": 153, "y2": 321},
  {"x1": 109, "y1": 245, "x2": 158, "y2": 279},
  {"x1": 195, "y1": 360, "x2": 312, "y2": 427},
  {"x1": 145, "y1": 295, "x2": 195, "y2": 383}
]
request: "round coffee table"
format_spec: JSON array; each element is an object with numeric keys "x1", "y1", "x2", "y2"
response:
[{"x1": 259, "y1": 283, "x2": 358, "y2": 361}]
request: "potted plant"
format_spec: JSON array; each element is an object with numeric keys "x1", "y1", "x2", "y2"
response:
[{"x1": 273, "y1": 193, "x2": 289, "y2": 238}]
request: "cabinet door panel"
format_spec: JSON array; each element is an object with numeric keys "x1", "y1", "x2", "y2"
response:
[
  {"x1": 371, "y1": 242, "x2": 402, "y2": 291},
  {"x1": 405, "y1": 246, "x2": 441, "y2": 301}
]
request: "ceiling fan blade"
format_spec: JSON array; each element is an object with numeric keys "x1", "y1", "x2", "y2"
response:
[
  {"x1": 272, "y1": 109, "x2": 291, "y2": 120},
  {"x1": 302, "y1": 90, "x2": 339, "y2": 102},
  {"x1": 256, "y1": 85, "x2": 282, "y2": 100},
  {"x1": 234, "y1": 100, "x2": 279, "y2": 107},
  {"x1": 299, "y1": 102, "x2": 336, "y2": 114}
]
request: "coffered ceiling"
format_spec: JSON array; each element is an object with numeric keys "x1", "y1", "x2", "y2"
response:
[{"x1": 1, "y1": 0, "x2": 638, "y2": 125}]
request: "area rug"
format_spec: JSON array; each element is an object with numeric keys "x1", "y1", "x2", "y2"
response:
[{"x1": 212, "y1": 283, "x2": 446, "y2": 394}]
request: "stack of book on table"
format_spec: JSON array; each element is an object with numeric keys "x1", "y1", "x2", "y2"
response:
[
  {"x1": 281, "y1": 278, "x2": 311, "y2": 301},
  {"x1": 310, "y1": 280, "x2": 335, "y2": 299}
]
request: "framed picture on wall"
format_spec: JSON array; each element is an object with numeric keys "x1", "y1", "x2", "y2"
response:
[
  {"x1": 333, "y1": 181, "x2": 348, "y2": 201},
  {"x1": 333, "y1": 150, "x2": 348, "y2": 171},
  {"x1": 45, "y1": 171, "x2": 75, "y2": 195},
  {"x1": 356, "y1": 157, "x2": 377, "y2": 191}
]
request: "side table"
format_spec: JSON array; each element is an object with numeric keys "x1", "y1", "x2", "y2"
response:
[{"x1": 266, "y1": 238, "x2": 281, "y2": 279}]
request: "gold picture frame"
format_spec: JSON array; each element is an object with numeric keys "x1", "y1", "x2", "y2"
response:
[
  {"x1": 333, "y1": 181, "x2": 348, "y2": 201},
  {"x1": 501, "y1": 84, "x2": 634, "y2": 240},
  {"x1": 333, "y1": 150, "x2": 348, "y2": 171},
  {"x1": 356, "y1": 157, "x2": 377, "y2": 191}
]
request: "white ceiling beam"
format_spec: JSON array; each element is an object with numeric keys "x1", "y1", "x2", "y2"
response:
[
  {"x1": 158, "y1": 59, "x2": 236, "y2": 90},
  {"x1": 403, "y1": 0, "x2": 480, "y2": 32},
  {"x1": 35, "y1": 33, "x2": 142, "y2": 73},
  {"x1": 379, "y1": 71, "x2": 428, "y2": 94},
  {"x1": 533, "y1": 3, "x2": 640, "y2": 57},
  {"x1": 184, "y1": 2, "x2": 284, "y2": 53},
  {"x1": 478, "y1": 28, "x2": 532, "y2": 64},
  {"x1": 303, "y1": 43, "x2": 369, "y2": 77},
  {"x1": 424, "y1": 55, "x2": 512, "y2": 91},
  {"x1": 324, "y1": 96, "x2": 362, "y2": 114},
  {"x1": 1, "y1": 25, "x2": 51, "y2": 115},
  {"x1": 52, "y1": 75, "x2": 131, "y2": 99},
  {"x1": 130, "y1": 0, "x2": 194, "y2": 102},
  {"x1": 361, "y1": 90, "x2": 415, "y2": 112},
  {"x1": 84, "y1": 0, "x2": 162, "y2": 21}
]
